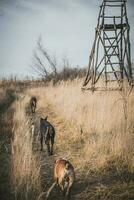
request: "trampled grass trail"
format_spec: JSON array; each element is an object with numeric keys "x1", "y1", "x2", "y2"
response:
[
  {"x1": 35, "y1": 101, "x2": 87, "y2": 200},
  {"x1": 34, "y1": 99, "x2": 94, "y2": 200}
]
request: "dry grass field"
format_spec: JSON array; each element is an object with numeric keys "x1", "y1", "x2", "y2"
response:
[
  {"x1": 28, "y1": 79, "x2": 134, "y2": 170},
  {"x1": 1, "y1": 79, "x2": 134, "y2": 200},
  {"x1": 27, "y1": 78, "x2": 134, "y2": 199}
]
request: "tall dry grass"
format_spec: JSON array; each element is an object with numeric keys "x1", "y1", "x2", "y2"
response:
[
  {"x1": 11, "y1": 95, "x2": 41, "y2": 200},
  {"x1": 29, "y1": 79, "x2": 134, "y2": 171}
]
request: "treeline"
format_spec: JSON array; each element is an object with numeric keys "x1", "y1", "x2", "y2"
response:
[
  {"x1": 41, "y1": 66, "x2": 87, "y2": 83},
  {"x1": 0, "y1": 66, "x2": 86, "y2": 88}
]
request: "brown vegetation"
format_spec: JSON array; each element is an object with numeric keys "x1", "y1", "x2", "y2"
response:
[
  {"x1": 1, "y1": 78, "x2": 134, "y2": 200},
  {"x1": 0, "y1": 88, "x2": 15, "y2": 200},
  {"x1": 33, "y1": 79, "x2": 134, "y2": 171},
  {"x1": 11, "y1": 95, "x2": 41, "y2": 200}
]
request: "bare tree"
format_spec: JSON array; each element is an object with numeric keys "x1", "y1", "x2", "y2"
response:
[
  {"x1": 37, "y1": 38, "x2": 57, "y2": 75},
  {"x1": 31, "y1": 36, "x2": 86, "y2": 82},
  {"x1": 31, "y1": 37, "x2": 57, "y2": 80}
]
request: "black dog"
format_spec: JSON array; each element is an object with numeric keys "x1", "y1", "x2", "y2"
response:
[
  {"x1": 40, "y1": 117, "x2": 55, "y2": 156},
  {"x1": 30, "y1": 97, "x2": 37, "y2": 113}
]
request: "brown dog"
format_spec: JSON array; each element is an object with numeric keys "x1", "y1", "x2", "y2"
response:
[{"x1": 54, "y1": 158, "x2": 75, "y2": 200}]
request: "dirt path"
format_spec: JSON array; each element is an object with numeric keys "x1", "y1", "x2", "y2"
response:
[{"x1": 31, "y1": 100, "x2": 91, "y2": 200}]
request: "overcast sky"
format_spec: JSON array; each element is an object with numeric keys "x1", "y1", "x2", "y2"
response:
[{"x1": 0, "y1": 0, "x2": 134, "y2": 78}]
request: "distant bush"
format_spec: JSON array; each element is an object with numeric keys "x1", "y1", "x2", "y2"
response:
[{"x1": 42, "y1": 66, "x2": 87, "y2": 84}]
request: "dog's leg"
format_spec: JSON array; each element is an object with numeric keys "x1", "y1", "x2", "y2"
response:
[
  {"x1": 33, "y1": 102, "x2": 36, "y2": 112},
  {"x1": 65, "y1": 181, "x2": 73, "y2": 200},
  {"x1": 50, "y1": 137, "x2": 54, "y2": 155},
  {"x1": 40, "y1": 135, "x2": 43, "y2": 151},
  {"x1": 46, "y1": 141, "x2": 51, "y2": 156},
  {"x1": 65, "y1": 189, "x2": 71, "y2": 200}
]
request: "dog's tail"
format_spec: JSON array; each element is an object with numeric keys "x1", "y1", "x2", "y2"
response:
[
  {"x1": 37, "y1": 182, "x2": 56, "y2": 200},
  {"x1": 46, "y1": 182, "x2": 56, "y2": 200}
]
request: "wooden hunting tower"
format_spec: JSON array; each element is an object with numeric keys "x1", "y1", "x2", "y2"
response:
[{"x1": 83, "y1": 0, "x2": 133, "y2": 91}]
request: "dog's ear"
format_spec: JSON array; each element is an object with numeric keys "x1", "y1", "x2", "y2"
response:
[
  {"x1": 44, "y1": 116, "x2": 48, "y2": 121},
  {"x1": 55, "y1": 158, "x2": 60, "y2": 164},
  {"x1": 55, "y1": 158, "x2": 62, "y2": 164}
]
